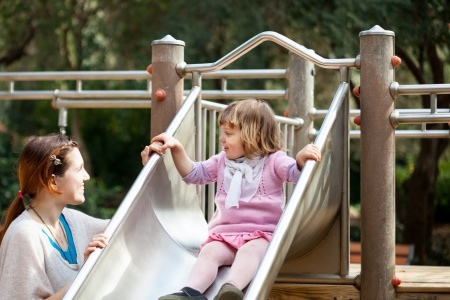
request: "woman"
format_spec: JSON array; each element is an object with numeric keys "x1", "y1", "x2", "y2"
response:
[{"x1": 0, "y1": 133, "x2": 109, "y2": 300}]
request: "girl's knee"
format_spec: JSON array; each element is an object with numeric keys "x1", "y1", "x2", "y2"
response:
[
  {"x1": 238, "y1": 238, "x2": 269, "y2": 257},
  {"x1": 198, "y1": 241, "x2": 235, "y2": 264}
]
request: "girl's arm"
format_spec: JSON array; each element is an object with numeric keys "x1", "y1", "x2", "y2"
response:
[{"x1": 142, "y1": 132, "x2": 194, "y2": 177}]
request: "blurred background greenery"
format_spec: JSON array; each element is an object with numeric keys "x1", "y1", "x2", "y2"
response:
[{"x1": 0, "y1": 0, "x2": 449, "y2": 265}]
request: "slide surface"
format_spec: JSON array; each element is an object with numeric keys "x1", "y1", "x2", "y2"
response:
[{"x1": 64, "y1": 87, "x2": 347, "y2": 299}]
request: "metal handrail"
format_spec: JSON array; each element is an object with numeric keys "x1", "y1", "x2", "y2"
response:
[{"x1": 179, "y1": 31, "x2": 357, "y2": 75}]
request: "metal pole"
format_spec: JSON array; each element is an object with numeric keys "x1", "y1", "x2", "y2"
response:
[
  {"x1": 150, "y1": 35, "x2": 185, "y2": 139},
  {"x1": 359, "y1": 25, "x2": 396, "y2": 299}
]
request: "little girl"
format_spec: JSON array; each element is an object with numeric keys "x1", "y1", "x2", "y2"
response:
[{"x1": 141, "y1": 99, "x2": 321, "y2": 300}]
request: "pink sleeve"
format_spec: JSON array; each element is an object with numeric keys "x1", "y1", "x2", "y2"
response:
[
  {"x1": 183, "y1": 152, "x2": 223, "y2": 184},
  {"x1": 272, "y1": 151, "x2": 299, "y2": 183}
]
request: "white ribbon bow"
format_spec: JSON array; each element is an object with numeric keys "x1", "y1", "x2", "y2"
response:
[{"x1": 224, "y1": 156, "x2": 266, "y2": 208}]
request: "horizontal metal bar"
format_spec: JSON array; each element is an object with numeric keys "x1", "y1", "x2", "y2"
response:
[
  {"x1": 350, "y1": 130, "x2": 449, "y2": 139},
  {"x1": 390, "y1": 82, "x2": 450, "y2": 97},
  {"x1": 53, "y1": 90, "x2": 152, "y2": 99},
  {"x1": 395, "y1": 113, "x2": 450, "y2": 124},
  {"x1": 0, "y1": 90, "x2": 287, "y2": 101},
  {"x1": 0, "y1": 90, "x2": 152, "y2": 100},
  {"x1": 0, "y1": 91, "x2": 56, "y2": 100},
  {"x1": 188, "y1": 69, "x2": 287, "y2": 79},
  {"x1": 53, "y1": 99, "x2": 151, "y2": 109},
  {"x1": 0, "y1": 71, "x2": 150, "y2": 81},
  {"x1": 200, "y1": 90, "x2": 287, "y2": 99},
  {"x1": 0, "y1": 69, "x2": 286, "y2": 82},
  {"x1": 313, "y1": 108, "x2": 450, "y2": 119},
  {"x1": 201, "y1": 100, "x2": 303, "y2": 127}
]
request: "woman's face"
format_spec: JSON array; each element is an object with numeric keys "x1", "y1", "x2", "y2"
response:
[
  {"x1": 219, "y1": 123, "x2": 245, "y2": 160},
  {"x1": 54, "y1": 148, "x2": 90, "y2": 205}
]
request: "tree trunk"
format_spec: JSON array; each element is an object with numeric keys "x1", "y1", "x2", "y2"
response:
[
  {"x1": 399, "y1": 44, "x2": 450, "y2": 264},
  {"x1": 70, "y1": 110, "x2": 93, "y2": 175},
  {"x1": 403, "y1": 130, "x2": 449, "y2": 264}
]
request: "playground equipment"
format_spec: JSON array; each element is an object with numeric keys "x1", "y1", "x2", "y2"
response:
[{"x1": 1, "y1": 26, "x2": 450, "y2": 299}]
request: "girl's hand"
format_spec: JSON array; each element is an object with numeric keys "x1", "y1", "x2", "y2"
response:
[
  {"x1": 84, "y1": 233, "x2": 108, "y2": 262},
  {"x1": 296, "y1": 144, "x2": 321, "y2": 169},
  {"x1": 141, "y1": 133, "x2": 181, "y2": 165}
]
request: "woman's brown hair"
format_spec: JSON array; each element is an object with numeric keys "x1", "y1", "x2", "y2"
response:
[
  {"x1": 218, "y1": 99, "x2": 282, "y2": 158},
  {"x1": 0, "y1": 133, "x2": 78, "y2": 244}
]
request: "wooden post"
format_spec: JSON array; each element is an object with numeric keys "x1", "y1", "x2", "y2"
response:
[
  {"x1": 359, "y1": 25, "x2": 396, "y2": 299},
  {"x1": 150, "y1": 35, "x2": 185, "y2": 139},
  {"x1": 288, "y1": 52, "x2": 315, "y2": 151}
]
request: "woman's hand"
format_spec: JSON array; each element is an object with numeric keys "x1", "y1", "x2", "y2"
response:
[
  {"x1": 296, "y1": 144, "x2": 321, "y2": 169},
  {"x1": 83, "y1": 233, "x2": 108, "y2": 262}
]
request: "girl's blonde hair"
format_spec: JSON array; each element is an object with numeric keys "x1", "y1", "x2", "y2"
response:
[{"x1": 218, "y1": 99, "x2": 282, "y2": 158}]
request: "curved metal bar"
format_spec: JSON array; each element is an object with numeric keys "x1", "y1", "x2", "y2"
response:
[{"x1": 180, "y1": 31, "x2": 356, "y2": 75}]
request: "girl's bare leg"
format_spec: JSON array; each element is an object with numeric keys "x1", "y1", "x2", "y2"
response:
[
  {"x1": 186, "y1": 241, "x2": 236, "y2": 293},
  {"x1": 225, "y1": 238, "x2": 269, "y2": 289}
]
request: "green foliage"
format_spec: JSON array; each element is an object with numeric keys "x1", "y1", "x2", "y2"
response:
[
  {"x1": 1, "y1": 0, "x2": 450, "y2": 265},
  {"x1": 0, "y1": 132, "x2": 20, "y2": 215},
  {"x1": 71, "y1": 178, "x2": 122, "y2": 219},
  {"x1": 429, "y1": 224, "x2": 450, "y2": 265},
  {"x1": 435, "y1": 159, "x2": 450, "y2": 222}
]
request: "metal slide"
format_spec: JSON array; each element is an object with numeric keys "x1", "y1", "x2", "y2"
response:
[
  {"x1": 64, "y1": 83, "x2": 348, "y2": 299},
  {"x1": 63, "y1": 88, "x2": 230, "y2": 299}
]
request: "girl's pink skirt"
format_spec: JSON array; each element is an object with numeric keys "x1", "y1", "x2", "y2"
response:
[{"x1": 201, "y1": 230, "x2": 272, "y2": 250}]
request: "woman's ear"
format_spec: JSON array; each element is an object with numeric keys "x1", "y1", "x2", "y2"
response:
[{"x1": 50, "y1": 174, "x2": 58, "y2": 190}]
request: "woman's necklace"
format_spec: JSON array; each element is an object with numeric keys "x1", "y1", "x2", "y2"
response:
[{"x1": 28, "y1": 206, "x2": 74, "y2": 263}]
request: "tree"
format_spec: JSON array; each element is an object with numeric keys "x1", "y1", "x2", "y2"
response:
[
  {"x1": 286, "y1": 0, "x2": 450, "y2": 264},
  {"x1": 1, "y1": 0, "x2": 449, "y2": 264}
]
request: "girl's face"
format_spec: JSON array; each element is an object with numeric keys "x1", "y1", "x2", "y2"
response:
[
  {"x1": 219, "y1": 123, "x2": 245, "y2": 160},
  {"x1": 54, "y1": 148, "x2": 90, "y2": 205}
]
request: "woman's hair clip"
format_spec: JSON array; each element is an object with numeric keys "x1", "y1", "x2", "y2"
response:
[
  {"x1": 18, "y1": 190, "x2": 24, "y2": 199},
  {"x1": 50, "y1": 155, "x2": 62, "y2": 166}
]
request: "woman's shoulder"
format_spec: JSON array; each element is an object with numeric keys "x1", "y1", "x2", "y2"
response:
[
  {"x1": 2, "y1": 211, "x2": 40, "y2": 244},
  {"x1": 62, "y1": 208, "x2": 109, "y2": 231},
  {"x1": 63, "y1": 207, "x2": 103, "y2": 222}
]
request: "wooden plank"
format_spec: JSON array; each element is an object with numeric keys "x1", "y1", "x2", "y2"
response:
[
  {"x1": 269, "y1": 265, "x2": 450, "y2": 299},
  {"x1": 349, "y1": 242, "x2": 413, "y2": 265},
  {"x1": 396, "y1": 293, "x2": 450, "y2": 300},
  {"x1": 269, "y1": 284, "x2": 360, "y2": 300}
]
